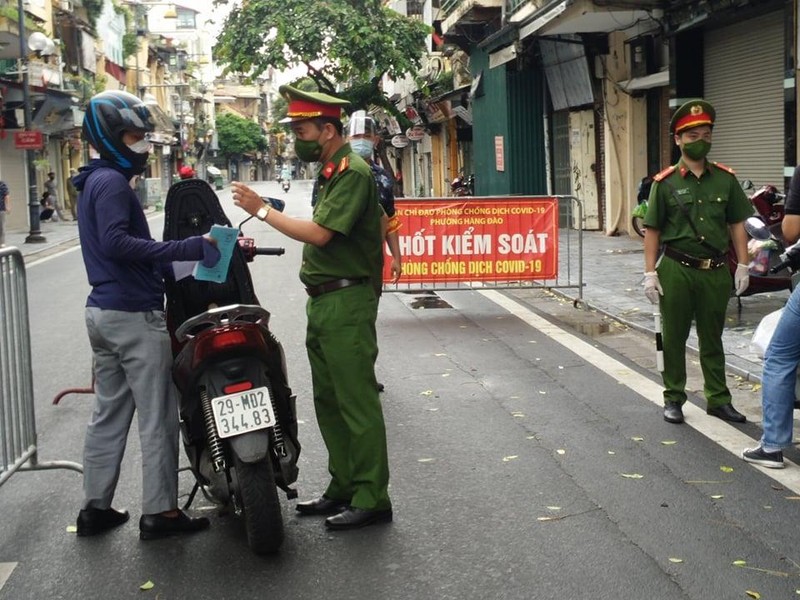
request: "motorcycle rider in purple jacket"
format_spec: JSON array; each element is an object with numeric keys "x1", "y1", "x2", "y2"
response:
[{"x1": 74, "y1": 90, "x2": 219, "y2": 538}]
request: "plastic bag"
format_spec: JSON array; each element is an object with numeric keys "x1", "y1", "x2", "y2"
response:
[{"x1": 750, "y1": 308, "x2": 784, "y2": 358}]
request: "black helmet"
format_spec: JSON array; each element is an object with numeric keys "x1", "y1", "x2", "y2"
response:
[{"x1": 82, "y1": 90, "x2": 172, "y2": 173}]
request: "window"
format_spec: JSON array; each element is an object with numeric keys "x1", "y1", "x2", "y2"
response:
[{"x1": 176, "y1": 9, "x2": 196, "y2": 29}]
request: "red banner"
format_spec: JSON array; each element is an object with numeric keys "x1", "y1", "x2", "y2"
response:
[
  {"x1": 384, "y1": 197, "x2": 559, "y2": 284},
  {"x1": 14, "y1": 130, "x2": 43, "y2": 150}
]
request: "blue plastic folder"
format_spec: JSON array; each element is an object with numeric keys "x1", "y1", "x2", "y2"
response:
[{"x1": 193, "y1": 225, "x2": 239, "y2": 283}]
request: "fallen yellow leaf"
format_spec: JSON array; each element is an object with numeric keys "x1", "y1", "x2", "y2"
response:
[
  {"x1": 537, "y1": 516, "x2": 556, "y2": 521},
  {"x1": 556, "y1": 449, "x2": 566, "y2": 455},
  {"x1": 502, "y1": 455, "x2": 518, "y2": 462},
  {"x1": 661, "y1": 440, "x2": 677, "y2": 445},
  {"x1": 621, "y1": 473, "x2": 644, "y2": 479},
  {"x1": 668, "y1": 558, "x2": 683, "y2": 563},
  {"x1": 785, "y1": 496, "x2": 800, "y2": 500},
  {"x1": 710, "y1": 495, "x2": 724, "y2": 500},
  {"x1": 733, "y1": 560, "x2": 747, "y2": 566},
  {"x1": 546, "y1": 506, "x2": 561, "y2": 511},
  {"x1": 434, "y1": 353, "x2": 447, "y2": 357},
  {"x1": 66, "y1": 525, "x2": 77, "y2": 533},
  {"x1": 752, "y1": 383, "x2": 762, "y2": 392},
  {"x1": 631, "y1": 436, "x2": 644, "y2": 442},
  {"x1": 426, "y1": 408, "x2": 439, "y2": 412},
  {"x1": 441, "y1": 373, "x2": 450, "y2": 378},
  {"x1": 745, "y1": 591, "x2": 761, "y2": 599},
  {"x1": 720, "y1": 466, "x2": 734, "y2": 473},
  {"x1": 538, "y1": 390, "x2": 547, "y2": 395},
  {"x1": 420, "y1": 390, "x2": 433, "y2": 396},
  {"x1": 607, "y1": 451, "x2": 616, "y2": 455},
  {"x1": 526, "y1": 435, "x2": 536, "y2": 440},
  {"x1": 512, "y1": 412, "x2": 525, "y2": 418},
  {"x1": 140, "y1": 581, "x2": 155, "y2": 591},
  {"x1": 417, "y1": 458, "x2": 435, "y2": 463}
]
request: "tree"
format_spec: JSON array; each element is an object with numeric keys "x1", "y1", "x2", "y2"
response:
[
  {"x1": 214, "y1": 0, "x2": 430, "y2": 123},
  {"x1": 216, "y1": 112, "x2": 268, "y2": 159}
]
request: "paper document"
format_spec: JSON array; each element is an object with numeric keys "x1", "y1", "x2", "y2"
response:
[{"x1": 193, "y1": 225, "x2": 239, "y2": 283}]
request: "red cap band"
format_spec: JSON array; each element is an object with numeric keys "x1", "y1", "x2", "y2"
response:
[
  {"x1": 674, "y1": 112, "x2": 713, "y2": 134},
  {"x1": 287, "y1": 99, "x2": 342, "y2": 120}
]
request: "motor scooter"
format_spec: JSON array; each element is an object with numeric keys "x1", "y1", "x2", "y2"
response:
[
  {"x1": 451, "y1": 173, "x2": 474, "y2": 196},
  {"x1": 282, "y1": 179, "x2": 291, "y2": 193},
  {"x1": 162, "y1": 179, "x2": 300, "y2": 554}
]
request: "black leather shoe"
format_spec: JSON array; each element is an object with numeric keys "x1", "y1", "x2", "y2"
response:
[
  {"x1": 707, "y1": 403, "x2": 746, "y2": 423},
  {"x1": 377, "y1": 382, "x2": 385, "y2": 392},
  {"x1": 296, "y1": 496, "x2": 350, "y2": 516},
  {"x1": 76, "y1": 507, "x2": 130, "y2": 537},
  {"x1": 139, "y1": 511, "x2": 210, "y2": 540},
  {"x1": 663, "y1": 402, "x2": 684, "y2": 424},
  {"x1": 325, "y1": 507, "x2": 393, "y2": 530}
]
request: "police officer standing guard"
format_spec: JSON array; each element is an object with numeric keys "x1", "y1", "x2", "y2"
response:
[
  {"x1": 642, "y1": 99, "x2": 753, "y2": 424},
  {"x1": 231, "y1": 86, "x2": 392, "y2": 530}
]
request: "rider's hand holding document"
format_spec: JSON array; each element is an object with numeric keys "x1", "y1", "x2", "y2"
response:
[{"x1": 193, "y1": 225, "x2": 238, "y2": 282}]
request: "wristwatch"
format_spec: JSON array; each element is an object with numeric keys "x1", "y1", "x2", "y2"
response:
[{"x1": 256, "y1": 206, "x2": 271, "y2": 221}]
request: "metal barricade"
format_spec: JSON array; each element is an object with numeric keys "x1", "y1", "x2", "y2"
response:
[
  {"x1": 0, "y1": 247, "x2": 82, "y2": 488},
  {"x1": 383, "y1": 195, "x2": 585, "y2": 304}
]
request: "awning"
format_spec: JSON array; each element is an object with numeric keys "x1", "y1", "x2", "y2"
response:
[
  {"x1": 430, "y1": 84, "x2": 471, "y2": 104},
  {"x1": 519, "y1": 0, "x2": 569, "y2": 40},
  {"x1": 618, "y1": 70, "x2": 669, "y2": 93},
  {"x1": 0, "y1": 80, "x2": 81, "y2": 135},
  {"x1": 519, "y1": 0, "x2": 661, "y2": 40}
]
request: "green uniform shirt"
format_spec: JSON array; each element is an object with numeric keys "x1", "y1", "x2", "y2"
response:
[
  {"x1": 643, "y1": 160, "x2": 753, "y2": 257},
  {"x1": 300, "y1": 143, "x2": 384, "y2": 295}
]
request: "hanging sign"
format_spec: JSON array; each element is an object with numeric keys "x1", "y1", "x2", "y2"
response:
[
  {"x1": 391, "y1": 135, "x2": 409, "y2": 148},
  {"x1": 405, "y1": 126, "x2": 426, "y2": 142}
]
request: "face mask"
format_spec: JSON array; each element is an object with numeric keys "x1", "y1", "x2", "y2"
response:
[
  {"x1": 682, "y1": 139, "x2": 711, "y2": 161},
  {"x1": 127, "y1": 139, "x2": 152, "y2": 154},
  {"x1": 295, "y1": 137, "x2": 324, "y2": 163},
  {"x1": 350, "y1": 138, "x2": 374, "y2": 159}
]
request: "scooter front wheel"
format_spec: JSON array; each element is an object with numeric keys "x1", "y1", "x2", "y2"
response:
[
  {"x1": 233, "y1": 453, "x2": 284, "y2": 554},
  {"x1": 632, "y1": 215, "x2": 646, "y2": 238}
]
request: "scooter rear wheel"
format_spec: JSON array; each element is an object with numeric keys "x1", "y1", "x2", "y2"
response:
[
  {"x1": 632, "y1": 216, "x2": 646, "y2": 238},
  {"x1": 233, "y1": 453, "x2": 284, "y2": 554}
]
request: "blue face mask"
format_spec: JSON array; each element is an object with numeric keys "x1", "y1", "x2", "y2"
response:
[{"x1": 350, "y1": 138, "x2": 374, "y2": 159}]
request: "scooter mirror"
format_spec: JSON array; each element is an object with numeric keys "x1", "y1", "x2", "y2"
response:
[
  {"x1": 744, "y1": 216, "x2": 771, "y2": 241},
  {"x1": 741, "y1": 179, "x2": 754, "y2": 191}
]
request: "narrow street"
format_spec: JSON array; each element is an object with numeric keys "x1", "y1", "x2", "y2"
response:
[{"x1": 1, "y1": 181, "x2": 800, "y2": 599}]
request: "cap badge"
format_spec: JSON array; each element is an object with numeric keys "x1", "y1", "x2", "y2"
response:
[{"x1": 690, "y1": 105, "x2": 703, "y2": 116}]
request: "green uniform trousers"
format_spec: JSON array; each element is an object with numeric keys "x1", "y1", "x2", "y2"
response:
[
  {"x1": 305, "y1": 283, "x2": 391, "y2": 511},
  {"x1": 657, "y1": 256, "x2": 732, "y2": 408}
]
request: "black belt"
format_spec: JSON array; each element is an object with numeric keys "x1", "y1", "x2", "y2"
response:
[
  {"x1": 664, "y1": 246, "x2": 727, "y2": 270},
  {"x1": 305, "y1": 278, "x2": 368, "y2": 298}
]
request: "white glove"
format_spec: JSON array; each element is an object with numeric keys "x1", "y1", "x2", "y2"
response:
[
  {"x1": 643, "y1": 271, "x2": 663, "y2": 304},
  {"x1": 734, "y1": 263, "x2": 750, "y2": 296}
]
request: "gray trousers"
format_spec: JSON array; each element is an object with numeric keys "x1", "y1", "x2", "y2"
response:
[
  {"x1": 83, "y1": 307, "x2": 179, "y2": 515},
  {"x1": 0, "y1": 211, "x2": 5, "y2": 246}
]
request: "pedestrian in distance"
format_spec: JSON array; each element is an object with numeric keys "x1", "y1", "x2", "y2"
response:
[
  {"x1": 74, "y1": 90, "x2": 219, "y2": 539},
  {"x1": 67, "y1": 168, "x2": 79, "y2": 220},
  {"x1": 232, "y1": 85, "x2": 392, "y2": 531},
  {"x1": 39, "y1": 191, "x2": 54, "y2": 222},
  {"x1": 0, "y1": 180, "x2": 9, "y2": 248},
  {"x1": 742, "y1": 164, "x2": 800, "y2": 468},
  {"x1": 642, "y1": 99, "x2": 752, "y2": 425},
  {"x1": 45, "y1": 170, "x2": 68, "y2": 222}
]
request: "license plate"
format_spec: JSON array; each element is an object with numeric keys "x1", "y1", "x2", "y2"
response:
[{"x1": 211, "y1": 387, "x2": 275, "y2": 439}]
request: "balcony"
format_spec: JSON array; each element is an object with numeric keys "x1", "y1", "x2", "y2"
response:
[{"x1": 440, "y1": 0, "x2": 504, "y2": 36}]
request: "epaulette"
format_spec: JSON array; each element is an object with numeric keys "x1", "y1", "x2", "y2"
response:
[
  {"x1": 653, "y1": 165, "x2": 676, "y2": 182},
  {"x1": 712, "y1": 161, "x2": 736, "y2": 175},
  {"x1": 386, "y1": 215, "x2": 402, "y2": 235},
  {"x1": 338, "y1": 156, "x2": 350, "y2": 174},
  {"x1": 320, "y1": 162, "x2": 336, "y2": 180}
]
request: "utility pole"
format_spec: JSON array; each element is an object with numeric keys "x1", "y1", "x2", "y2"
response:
[{"x1": 18, "y1": 0, "x2": 45, "y2": 243}]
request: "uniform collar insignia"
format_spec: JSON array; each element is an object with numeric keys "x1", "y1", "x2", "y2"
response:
[{"x1": 321, "y1": 162, "x2": 336, "y2": 180}]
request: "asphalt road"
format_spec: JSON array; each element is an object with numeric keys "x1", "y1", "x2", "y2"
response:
[{"x1": 1, "y1": 180, "x2": 800, "y2": 599}]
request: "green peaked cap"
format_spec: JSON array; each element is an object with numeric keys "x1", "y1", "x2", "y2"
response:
[{"x1": 279, "y1": 85, "x2": 350, "y2": 123}]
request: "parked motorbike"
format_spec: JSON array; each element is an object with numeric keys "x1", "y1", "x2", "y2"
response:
[
  {"x1": 282, "y1": 179, "x2": 291, "y2": 193},
  {"x1": 163, "y1": 179, "x2": 300, "y2": 554},
  {"x1": 451, "y1": 173, "x2": 474, "y2": 196},
  {"x1": 631, "y1": 175, "x2": 653, "y2": 238}
]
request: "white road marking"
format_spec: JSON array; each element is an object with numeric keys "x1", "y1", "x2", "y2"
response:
[
  {"x1": 481, "y1": 290, "x2": 800, "y2": 495},
  {"x1": 0, "y1": 563, "x2": 17, "y2": 591}
]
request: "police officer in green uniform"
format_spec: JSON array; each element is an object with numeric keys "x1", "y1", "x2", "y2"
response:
[
  {"x1": 231, "y1": 86, "x2": 391, "y2": 530},
  {"x1": 642, "y1": 99, "x2": 753, "y2": 424}
]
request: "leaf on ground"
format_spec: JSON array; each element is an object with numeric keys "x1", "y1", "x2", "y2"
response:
[
  {"x1": 631, "y1": 436, "x2": 645, "y2": 442},
  {"x1": 621, "y1": 473, "x2": 644, "y2": 479},
  {"x1": 745, "y1": 591, "x2": 761, "y2": 599},
  {"x1": 733, "y1": 560, "x2": 747, "y2": 566},
  {"x1": 607, "y1": 451, "x2": 616, "y2": 455},
  {"x1": 556, "y1": 449, "x2": 566, "y2": 455},
  {"x1": 784, "y1": 496, "x2": 800, "y2": 500},
  {"x1": 538, "y1": 390, "x2": 547, "y2": 395},
  {"x1": 502, "y1": 455, "x2": 518, "y2": 462},
  {"x1": 720, "y1": 466, "x2": 734, "y2": 473},
  {"x1": 771, "y1": 484, "x2": 785, "y2": 491},
  {"x1": 752, "y1": 383, "x2": 762, "y2": 392},
  {"x1": 546, "y1": 506, "x2": 561, "y2": 511},
  {"x1": 434, "y1": 353, "x2": 447, "y2": 357},
  {"x1": 426, "y1": 407, "x2": 439, "y2": 412},
  {"x1": 558, "y1": 365, "x2": 564, "y2": 370},
  {"x1": 297, "y1": 419, "x2": 307, "y2": 424},
  {"x1": 661, "y1": 440, "x2": 677, "y2": 445},
  {"x1": 537, "y1": 516, "x2": 557, "y2": 521},
  {"x1": 668, "y1": 558, "x2": 683, "y2": 563},
  {"x1": 140, "y1": 581, "x2": 155, "y2": 591},
  {"x1": 66, "y1": 525, "x2": 77, "y2": 533},
  {"x1": 417, "y1": 458, "x2": 435, "y2": 463},
  {"x1": 764, "y1": 506, "x2": 772, "y2": 510},
  {"x1": 528, "y1": 340, "x2": 537, "y2": 344},
  {"x1": 420, "y1": 390, "x2": 433, "y2": 396},
  {"x1": 710, "y1": 494, "x2": 724, "y2": 499},
  {"x1": 441, "y1": 373, "x2": 450, "y2": 377},
  {"x1": 526, "y1": 435, "x2": 536, "y2": 440},
  {"x1": 512, "y1": 411, "x2": 525, "y2": 418},
  {"x1": 510, "y1": 395, "x2": 520, "y2": 399}
]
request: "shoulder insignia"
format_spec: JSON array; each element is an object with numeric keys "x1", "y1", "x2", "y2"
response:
[
  {"x1": 712, "y1": 161, "x2": 736, "y2": 175},
  {"x1": 320, "y1": 162, "x2": 336, "y2": 180},
  {"x1": 338, "y1": 156, "x2": 350, "y2": 174},
  {"x1": 653, "y1": 165, "x2": 676, "y2": 182}
]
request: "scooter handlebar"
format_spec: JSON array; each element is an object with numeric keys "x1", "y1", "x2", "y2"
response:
[
  {"x1": 253, "y1": 247, "x2": 285, "y2": 256},
  {"x1": 769, "y1": 240, "x2": 800, "y2": 274}
]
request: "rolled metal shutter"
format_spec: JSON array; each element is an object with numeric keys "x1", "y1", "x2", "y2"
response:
[{"x1": 704, "y1": 10, "x2": 783, "y2": 186}]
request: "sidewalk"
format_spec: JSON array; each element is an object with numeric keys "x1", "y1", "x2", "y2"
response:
[{"x1": 6, "y1": 220, "x2": 780, "y2": 383}]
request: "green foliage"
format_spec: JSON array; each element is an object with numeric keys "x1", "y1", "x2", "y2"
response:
[
  {"x1": 215, "y1": 0, "x2": 430, "y2": 113},
  {"x1": 84, "y1": 0, "x2": 104, "y2": 28},
  {"x1": 216, "y1": 112, "x2": 268, "y2": 158},
  {"x1": 0, "y1": 5, "x2": 45, "y2": 33},
  {"x1": 122, "y1": 32, "x2": 138, "y2": 60}
]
